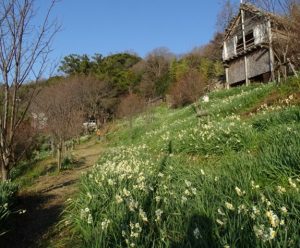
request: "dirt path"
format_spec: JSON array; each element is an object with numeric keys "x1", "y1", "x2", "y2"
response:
[{"x1": 1, "y1": 138, "x2": 104, "y2": 248}]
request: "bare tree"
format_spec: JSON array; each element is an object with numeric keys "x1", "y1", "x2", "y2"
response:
[
  {"x1": 217, "y1": 0, "x2": 239, "y2": 32},
  {"x1": 246, "y1": 0, "x2": 297, "y2": 13},
  {"x1": 70, "y1": 75, "x2": 116, "y2": 126},
  {"x1": 0, "y1": 0, "x2": 59, "y2": 181},
  {"x1": 34, "y1": 80, "x2": 84, "y2": 171},
  {"x1": 191, "y1": 33, "x2": 224, "y2": 61},
  {"x1": 117, "y1": 93, "x2": 145, "y2": 128},
  {"x1": 139, "y1": 47, "x2": 175, "y2": 99}
]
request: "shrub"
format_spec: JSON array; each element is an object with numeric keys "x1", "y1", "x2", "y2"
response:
[
  {"x1": 117, "y1": 93, "x2": 146, "y2": 120},
  {"x1": 169, "y1": 69, "x2": 208, "y2": 108}
]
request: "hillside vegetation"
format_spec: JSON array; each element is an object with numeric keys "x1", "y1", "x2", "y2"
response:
[{"x1": 64, "y1": 78, "x2": 300, "y2": 248}]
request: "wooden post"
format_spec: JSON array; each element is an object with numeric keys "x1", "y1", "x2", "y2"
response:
[
  {"x1": 283, "y1": 55, "x2": 287, "y2": 81},
  {"x1": 241, "y1": 6, "x2": 249, "y2": 86},
  {"x1": 267, "y1": 19, "x2": 275, "y2": 82},
  {"x1": 57, "y1": 139, "x2": 63, "y2": 171},
  {"x1": 225, "y1": 67, "x2": 230, "y2": 89}
]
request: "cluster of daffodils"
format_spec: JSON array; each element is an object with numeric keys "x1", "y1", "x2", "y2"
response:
[
  {"x1": 121, "y1": 222, "x2": 143, "y2": 248},
  {"x1": 77, "y1": 141, "x2": 201, "y2": 246},
  {"x1": 215, "y1": 179, "x2": 294, "y2": 244},
  {"x1": 153, "y1": 170, "x2": 199, "y2": 211},
  {"x1": 279, "y1": 94, "x2": 295, "y2": 106},
  {"x1": 181, "y1": 180, "x2": 197, "y2": 203},
  {"x1": 114, "y1": 187, "x2": 150, "y2": 220},
  {"x1": 287, "y1": 177, "x2": 299, "y2": 192},
  {"x1": 143, "y1": 116, "x2": 192, "y2": 147},
  {"x1": 174, "y1": 114, "x2": 250, "y2": 154},
  {"x1": 77, "y1": 145, "x2": 157, "y2": 227},
  {"x1": 256, "y1": 103, "x2": 284, "y2": 115},
  {"x1": 155, "y1": 209, "x2": 163, "y2": 222},
  {"x1": 253, "y1": 225, "x2": 277, "y2": 242},
  {"x1": 80, "y1": 207, "x2": 93, "y2": 224},
  {"x1": 276, "y1": 177, "x2": 300, "y2": 195},
  {"x1": 143, "y1": 111, "x2": 190, "y2": 134},
  {"x1": 91, "y1": 144, "x2": 154, "y2": 187},
  {"x1": 252, "y1": 204, "x2": 287, "y2": 243},
  {"x1": 255, "y1": 94, "x2": 296, "y2": 116},
  {"x1": 101, "y1": 218, "x2": 111, "y2": 230}
]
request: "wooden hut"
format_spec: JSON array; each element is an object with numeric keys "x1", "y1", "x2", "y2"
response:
[{"x1": 222, "y1": 3, "x2": 292, "y2": 87}]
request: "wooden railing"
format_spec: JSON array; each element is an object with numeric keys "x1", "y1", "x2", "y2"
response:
[
  {"x1": 236, "y1": 37, "x2": 256, "y2": 54},
  {"x1": 224, "y1": 37, "x2": 269, "y2": 61}
]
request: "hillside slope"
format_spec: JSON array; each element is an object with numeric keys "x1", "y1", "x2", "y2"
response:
[{"x1": 64, "y1": 79, "x2": 300, "y2": 248}]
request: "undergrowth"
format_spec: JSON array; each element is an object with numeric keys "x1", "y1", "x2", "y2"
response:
[{"x1": 0, "y1": 181, "x2": 18, "y2": 236}]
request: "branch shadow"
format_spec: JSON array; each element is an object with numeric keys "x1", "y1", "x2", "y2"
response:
[
  {"x1": 40, "y1": 179, "x2": 78, "y2": 193},
  {"x1": 0, "y1": 193, "x2": 63, "y2": 248}
]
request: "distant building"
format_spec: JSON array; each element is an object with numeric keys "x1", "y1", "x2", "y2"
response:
[
  {"x1": 222, "y1": 3, "x2": 289, "y2": 87},
  {"x1": 31, "y1": 112, "x2": 47, "y2": 130}
]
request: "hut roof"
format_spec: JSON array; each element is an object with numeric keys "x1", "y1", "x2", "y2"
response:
[{"x1": 224, "y1": 3, "x2": 286, "y2": 40}]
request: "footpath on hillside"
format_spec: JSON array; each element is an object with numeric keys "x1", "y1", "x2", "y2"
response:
[{"x1": 1, "y1": 137, "x2": 104, "y2": 248}]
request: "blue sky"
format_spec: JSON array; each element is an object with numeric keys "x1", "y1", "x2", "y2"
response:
[{"x1": 49, "y1": 0, "x2": 229, "y2": 61}]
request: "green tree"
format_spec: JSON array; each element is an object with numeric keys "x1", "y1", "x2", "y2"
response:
[
  {"x1": 96, "y1": 53, "x2": 141, "y2": 93},
  {"x1": 59, "y1": 54, "x2": 96, "y2": 75}
]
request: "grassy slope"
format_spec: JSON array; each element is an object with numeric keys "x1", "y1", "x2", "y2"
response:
[{"x1": 64, "y1": 78, "x2": 300, "y2": 248}]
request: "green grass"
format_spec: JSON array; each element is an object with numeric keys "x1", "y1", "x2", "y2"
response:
[
  {"x1": 63, "y1": 78, "x2": 300, "y2": 247},
  {"x1": 9, "y1": 153, "x2": 57, "y2": 188}
]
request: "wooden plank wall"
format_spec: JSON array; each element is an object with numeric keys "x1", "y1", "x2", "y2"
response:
[
  {"x1": 228, "y1": 57, "x2": 246, "y2": 83},
  {"x1": 228, "y1": 49, "x2": 271, "y2": 84},
  {"x1": 247, "y1": 49, "x2": 271, "y2": 78}
]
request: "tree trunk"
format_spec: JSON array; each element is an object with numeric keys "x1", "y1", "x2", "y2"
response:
[
  {"x1": 1, "y1": 150, "x2": 11, "y2": 181},
  {"x1": 51, "y1": 138, "x2": 56, "y2": 157},
  {"x1": 57, "y1": 141, "x2": 63, "y2": 172},
  {"x1": 1, "y1": 163, "x2": 8, "y2": 181}
]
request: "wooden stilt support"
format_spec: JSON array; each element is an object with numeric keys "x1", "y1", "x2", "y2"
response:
[{"x1": 287, "y1": 58, "x2": 299, "y2": 78}]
